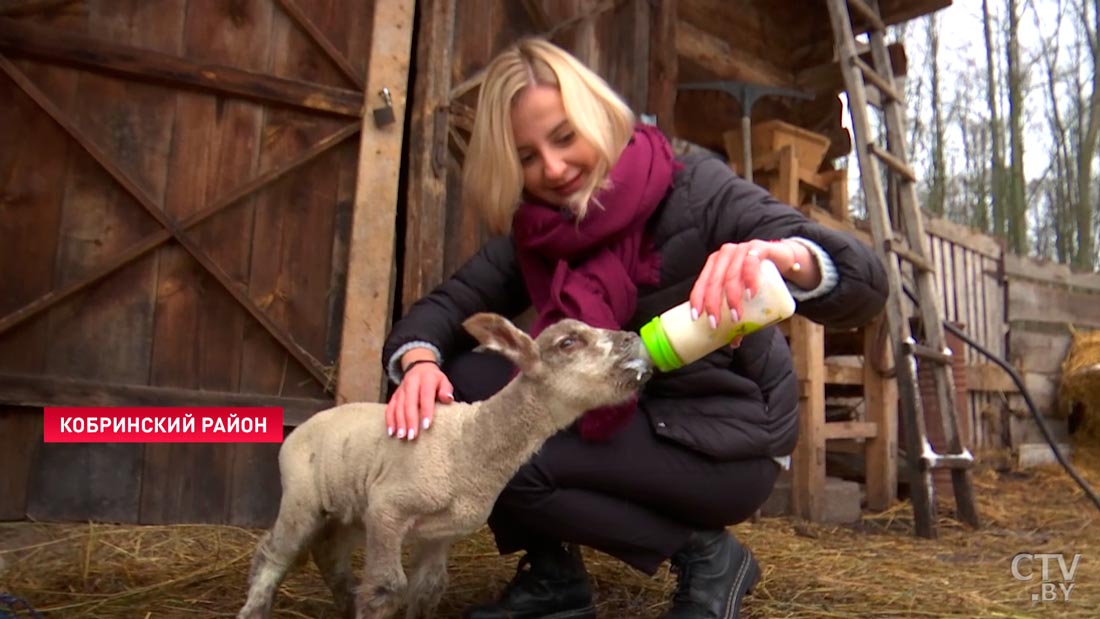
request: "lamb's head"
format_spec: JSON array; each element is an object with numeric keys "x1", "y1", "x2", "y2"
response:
[{"x1": 462, "y1": 313, "x2": 653, "y2": 413}]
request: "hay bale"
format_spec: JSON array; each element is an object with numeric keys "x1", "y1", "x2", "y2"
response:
[{"x1": 1060, "y1": 329, "x2": 1100, "y2": 440}]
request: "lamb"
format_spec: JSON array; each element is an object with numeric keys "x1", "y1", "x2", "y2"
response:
[{"x1": 237, "y1": 312, "x2": 653, "y2": 619}]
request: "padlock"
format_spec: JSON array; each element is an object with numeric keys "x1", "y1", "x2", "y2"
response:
[{"x1": 373, "y1": 87, "x2": 396, "y2": 127}]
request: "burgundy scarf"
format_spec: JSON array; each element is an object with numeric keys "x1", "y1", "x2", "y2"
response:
[{"x1": 511, "y1": 124, "x2": 677, "y2": 440}]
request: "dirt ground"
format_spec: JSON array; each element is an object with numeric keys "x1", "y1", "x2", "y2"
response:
[{"x1": 1, "y1": 448, "x2": 1097, "y2": 619}]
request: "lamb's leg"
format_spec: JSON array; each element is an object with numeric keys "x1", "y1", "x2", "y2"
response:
[
  {"x1": 404, "y1": 539, "x2": 451, "y2": 619},
  {"x1": 312, "y1": 522, "x2": 362, "y2": 619},
  {"x1": 238, "y1": 495, "x2": 323, "y2": 619},
  {"x1": 356, "y1": 510, "x2": 410, "y2": 619}
]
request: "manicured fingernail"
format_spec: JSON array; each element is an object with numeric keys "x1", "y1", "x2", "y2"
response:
[
  {"x1": 691, "y1": 306, "x2": 699, "y2": 321},
  {"x1": 396, "y1": 428, "x2": 406, "y2": 439},
  {"x1": 443, "y1": 392, "x2": 454, "y2": 402},
  {"x1": 423, "y1": 418, "x2": 431, "y2": 430},
  {"x1": 709, "y1": 315, "x2": 718, "y2": 329},
  {"x1": 387, "y1": 426, "x2": 394, "y2": 437},
  {"x1": 731, "y1": 309, "x2": 739, "y2": 323},
  {"x1": 408, "y1": 428, "x2": 417, "y2": 440}
]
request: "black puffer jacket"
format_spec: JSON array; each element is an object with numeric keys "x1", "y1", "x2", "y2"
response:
[{"x1": 383, "y1": 152, "x2": 888, "y2": 460}]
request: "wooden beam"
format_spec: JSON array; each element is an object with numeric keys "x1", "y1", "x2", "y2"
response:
[
  {"x1": 0, "y1": 0, "x2": 76, "y2": 17},
  {"x1": 863, "y1": 314, "x2": 898, "y2": 510},
  {"x1": 675, "y1": 19, "x2": 793, "y2": 87},
  {"x1": 628, "y1": 0, "x2": 650, "y2": 114},
  {"x1": 824, "y1": 420, "x2": 879, "y2": 440},
  {"x1": 825, "y1": 360, "x2": 864, "y2": 385},
  {"x1": 791, "y1": 316, "x2": 826, "y2": 521},
  {"x1": 337, "y1": 0, "x2": 416, "y2": 404},
  {"x1": 0, "y1": 17, "x2": 363, "y2": 117},
  {"x1": 402, "y1": 0, "x2": 455, "y2": 313},
  {"x1": 0, "y1": 373, "x2": 332, "y2": 426},
  {"x1": 646, "y1": 0, "x2": 677, "y2": 134},
  {"x1": 795, "y1": 42, "x2": 907, "y2": 95}
]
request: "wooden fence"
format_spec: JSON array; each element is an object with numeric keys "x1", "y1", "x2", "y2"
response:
[{"x1": 918, "y1": 215, "x2": 1100, "y2": 452}]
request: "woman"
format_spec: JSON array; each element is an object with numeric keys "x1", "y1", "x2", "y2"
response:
[{"x1": 381, "y1": 38, "x2": 887, "y2": 619}]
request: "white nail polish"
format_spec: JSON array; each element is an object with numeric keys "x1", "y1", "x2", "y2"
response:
[
  {"x1": 387, "y1": 426, "x2": 394, "y2": 437},
  {"x1": 409, "y1": 428, "x2": 417, "y2": 440},
  {"x1": 396, "y1": 428, "x2": 406, "y2": 439},
  {"x1": 731, "y1": 309, "x2": 739, "y2": 323},
  {"x1": 423, "y1": 418, "x2": 431, "y2": 430},
  {"x1": 708, "y1": 314, "x2": 718, "y2": 330},
  {"x1": 691, "y1": 307, "x2": 699, "y2": 321}
]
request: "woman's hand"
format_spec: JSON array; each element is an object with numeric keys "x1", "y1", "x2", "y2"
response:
[
  {"x1": 384, "y1": 354, "x2": 455, "y2": 441},
  {"x1": 689, "y1": 239, "x2": 818, "y2": 336}
]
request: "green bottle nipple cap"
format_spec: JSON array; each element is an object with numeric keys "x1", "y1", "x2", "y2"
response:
[{"x1": 639, "y1": 317, "x2": 683, "y2": 373}]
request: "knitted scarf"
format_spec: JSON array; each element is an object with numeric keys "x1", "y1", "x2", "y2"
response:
[{"x1": 511, "y1": 124, "x2": 677, "y2": 440}]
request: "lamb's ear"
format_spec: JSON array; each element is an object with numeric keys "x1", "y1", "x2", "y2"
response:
[{"x1": 463, "y1": 313, "x2": 541, "y2": 375}]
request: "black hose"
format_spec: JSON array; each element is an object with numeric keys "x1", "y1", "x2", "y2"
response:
[{"x1": 902, "y1": 285, "x2": 1100, "y2": 511}]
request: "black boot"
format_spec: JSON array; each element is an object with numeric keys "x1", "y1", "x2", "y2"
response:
[
  {"x1": 463, "y1": 543, "x2": 597, "y2": 619},
  {"x1": 661, "y1": 530, "x2": 760, "y2": 619}
]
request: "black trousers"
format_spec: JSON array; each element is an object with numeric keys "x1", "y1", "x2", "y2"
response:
[{"x1": 446, "y1": 350, "x2": 780, "y2": 575}]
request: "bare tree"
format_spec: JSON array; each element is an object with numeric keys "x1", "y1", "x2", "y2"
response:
[
  {"x1": 1072, "y1": 0, "x2": 1100, "y2": 268},
  {"x1": 1006, "y1": 0, "x2": 1029, "y2": 254},
  {"x1": 983, "y1": 0, "x2": 1008, "y2": 240},
  {"x1": 926, "y1": 14, "x2": 947, "y2": 216}
]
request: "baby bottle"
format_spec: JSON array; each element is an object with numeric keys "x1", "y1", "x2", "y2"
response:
[{"x1": 639, "y1": 259, "x2": 797, "y2": 372}]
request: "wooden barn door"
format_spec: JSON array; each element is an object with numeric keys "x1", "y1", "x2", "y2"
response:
[{"x1": 0, "y1": 0, "x2": 412, "y2": 525}]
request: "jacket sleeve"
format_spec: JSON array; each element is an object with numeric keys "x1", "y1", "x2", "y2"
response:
[
  {"x1": 691, "y1": 156, "x2": 889, "y2": 328},
  {"x1": 381, "y1": 235, "x2": 531, "y2": 371}
]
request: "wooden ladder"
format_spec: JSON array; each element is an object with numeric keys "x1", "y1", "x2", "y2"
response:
[{"x1": 825, "y1": 0, "x2": 980, "y2": 537}]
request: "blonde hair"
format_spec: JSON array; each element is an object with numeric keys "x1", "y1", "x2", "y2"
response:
[{"x1": 462, "y1": 38, "x2": 636, "y2": 235}]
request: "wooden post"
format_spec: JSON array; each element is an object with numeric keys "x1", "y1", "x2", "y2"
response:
[
  {"x1": 646, "y1": 0, "x2": 677, "y2": 135},
  {"x1": 337, "y1": 0, "x2": 416, "y2": 404},
  {"x1": 791, "y1": 317, "x2": 826, "y2": 521},
  {"x1": 864, "y1": 313, "x2": 898, "y2": 510},
  {"x1": 402, "y1": 0, "x2": 456, "y2": 313},
  {"x1": 771, "y1": 144, "x2": 827, "y2": 521}
]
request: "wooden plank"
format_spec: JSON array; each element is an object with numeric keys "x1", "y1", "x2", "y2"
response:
[
  {"x1": 824, "y1": 360, "x2": 863, "y2": 385},
  {"x1": 646, "y1": 0, "x2": 676, "y2": 134},
  {"x1": 628, "y1": 0, "x2": 649, "y2": 113},
  {"x1": 141, "y1": 0, "x2": 277, "y2": 526},
  {"x1": 864, "y1": 315, "x2": 897, "y2": 510},
  {"x1": 0, "y1": 17, "x2": 364, "y2": 117},
  {"x1": 401, "y1": 0, "x2": 455, "y2": 314},
  {"x1": 240, "y1": 3, "x2": 349, "y2": 399},
  {"x1": 1007, "y1": 278, "x2": 1100, "y2": 329},
  {"x1": 227, "y1": 440, "x2": 283, "y2": 527},
  {"x1": 29, "y1": 2, "x2": 186, "y2": 523},
  {"x1": 988, "y1": 255, "x2": 1007, "y2": 356},
  {"x1": 966, "y1": 363, "x2": 1019, "y2": 393},
  {"x1": 0, "y1": 372, "x2": 332, "y2": 426},
  {"x1": 824, "y1": 420, "x2": 878, "y2": 440},
  {"x1": 1004, "y1": 253, "x2": 1100, "y2": 293},
  {"x1": 336, "y1": 0, "x2": 416, "y2": 404},
  {"x1": 0, "y1": 0, "x2": 77, "y2": 17},
  {"x1": 1008, "y1": 328, "x2": 1073, "y2": 374},
  {"x1": 924, "y1": 215, "x2": 1002, "y2": 259},
  {"x1": 790, "y1": 316, "x2": 826, "y2": 521},
  {"x1": 0, "y1": 406, "x2": 41, "y2": 520},
  {"x1": 0, "y1": 62, "x2": 70, "y2": 375}
]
